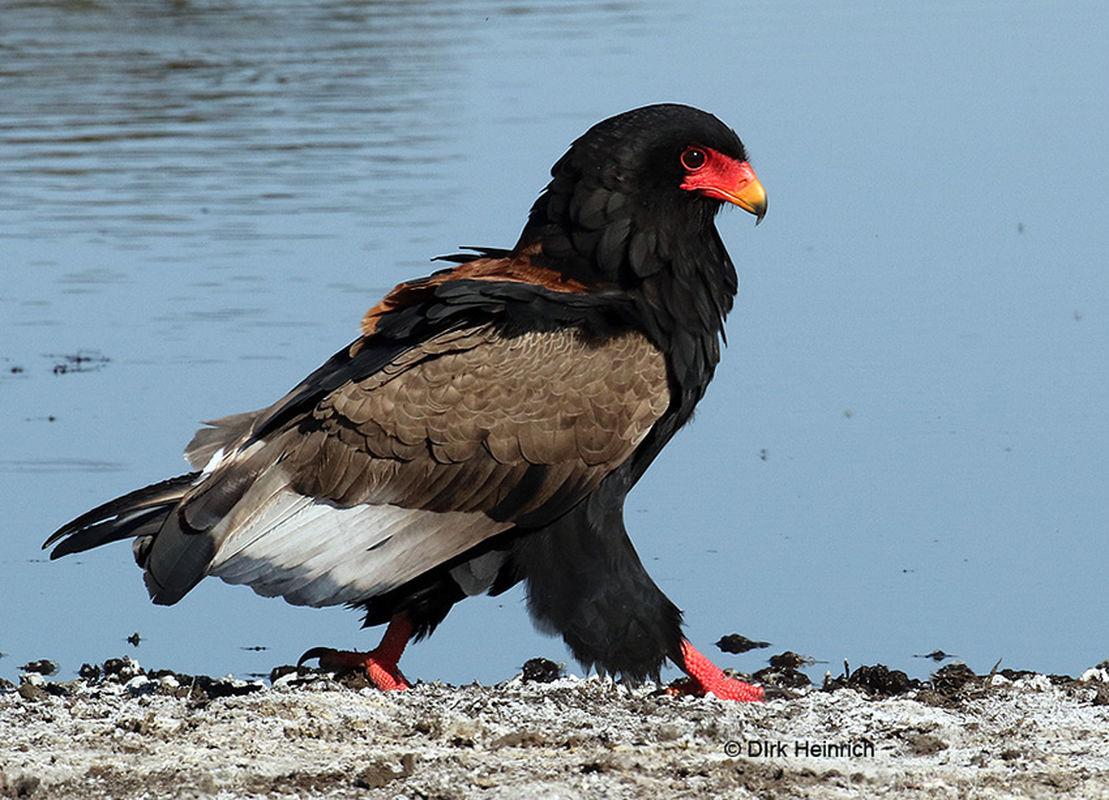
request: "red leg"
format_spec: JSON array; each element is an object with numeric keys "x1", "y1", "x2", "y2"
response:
[
  {"x1": 674, "y1": 638, "x2": 764, "y2": 702},
  {"x1": 298, "y1": 614, "x2": 413, "y2": 691}
]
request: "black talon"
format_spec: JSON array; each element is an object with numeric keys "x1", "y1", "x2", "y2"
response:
[{"x1": 297, "y1": 646, "x2": 334, "y2": 668}]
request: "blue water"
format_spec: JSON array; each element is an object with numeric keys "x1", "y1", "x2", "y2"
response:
[{"x1": 2, "y1": 0, "x2": 1106, "y2": 686}]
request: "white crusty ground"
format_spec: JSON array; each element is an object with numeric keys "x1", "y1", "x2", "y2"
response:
[{"x1": 2, "y1": 669, "x2": 1108, "y2": 799}]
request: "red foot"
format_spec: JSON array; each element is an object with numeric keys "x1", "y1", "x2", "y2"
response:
[
  {"x1": 677, "y1": 639, "x2": 764, "y2": 702},
  {"x1": 298, "y1": 614, "x2": 412, "y2": 691}
]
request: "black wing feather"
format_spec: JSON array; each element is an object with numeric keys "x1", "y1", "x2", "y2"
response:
[{"x1": 44, "y1": 473, "x2": 198, "y2": 558}]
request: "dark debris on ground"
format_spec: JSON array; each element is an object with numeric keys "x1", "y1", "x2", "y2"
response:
[{"x1": 4, "y1": 652, "x2": 1108, "y2": 709}]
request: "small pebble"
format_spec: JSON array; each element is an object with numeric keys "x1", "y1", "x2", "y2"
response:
[
  {"x1": 18, "y1": 682, "x2": 48, "y2": 702},
  {"x1": 1080, "y1": 667, "x2": 1109, "y2": 683},
  {"x1": 1018, "y1": 674, "x2": 1054, "y2": 693},
  {"x1": 125, "y1": 676, "x2": 156, "y2": 696}
]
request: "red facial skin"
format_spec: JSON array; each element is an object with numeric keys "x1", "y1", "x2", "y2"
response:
[{"x1": 678, "y1": 146, "x2": 766, "y2": 221}]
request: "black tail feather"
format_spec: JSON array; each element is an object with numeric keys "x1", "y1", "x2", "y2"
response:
[
  {"x1": 44, "y1": 472, "x2": 198, "y2": 559},
  {"x1": 47, "y1": 507, "x2": 167, "y2": 560}
]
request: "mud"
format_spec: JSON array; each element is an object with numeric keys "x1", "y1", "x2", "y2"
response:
[
  {"x1": 715, "y1": 635, "x2": 771, "y2": 655},
  {"x1": 2, "y1": 656, "x2": 1108, "y2": 799}
]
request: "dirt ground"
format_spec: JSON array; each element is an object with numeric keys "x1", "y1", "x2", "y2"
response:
[{"x1": 2, "y1": 658, "x2": 1108, "y2": 799}]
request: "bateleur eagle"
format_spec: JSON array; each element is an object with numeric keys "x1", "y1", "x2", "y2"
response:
[{"x1": 45, "y1": 104, "x2": 769, "y2": 701}]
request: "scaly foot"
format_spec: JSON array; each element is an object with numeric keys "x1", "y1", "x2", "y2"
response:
[
  {"x1": 675, "y1": 638, "x2": 764, "y2": 702},
  {"x1": 298, "y1": 614, "x2": 412, "y2": 691}
]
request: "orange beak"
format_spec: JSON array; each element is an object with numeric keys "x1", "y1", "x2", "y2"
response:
[{"x1": 717, "y1": 162, "x2": 767, "y2": 224}]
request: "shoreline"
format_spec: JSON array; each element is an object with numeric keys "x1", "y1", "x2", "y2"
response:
[{"x1": 2, "y1": 657, "x2": 1108, "y2": 799}]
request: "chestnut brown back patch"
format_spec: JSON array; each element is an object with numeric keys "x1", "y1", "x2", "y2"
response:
[{"x1": 359, "y1": 255, "x2": 588, "y2": 338}]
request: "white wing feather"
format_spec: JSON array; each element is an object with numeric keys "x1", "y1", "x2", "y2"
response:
[{"x1": 206, "y1": 488, "x2": 511, "y2": 607}]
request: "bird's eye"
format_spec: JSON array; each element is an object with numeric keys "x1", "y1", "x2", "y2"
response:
[{"x1": 680, "y1": 147, "x2": 707, "y2": 171}]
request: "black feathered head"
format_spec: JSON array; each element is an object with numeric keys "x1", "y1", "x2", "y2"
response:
[{"x1": 516, "y1": 104, "x2": 766, "y2": 287}]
